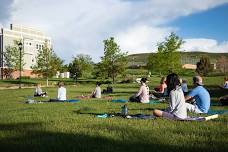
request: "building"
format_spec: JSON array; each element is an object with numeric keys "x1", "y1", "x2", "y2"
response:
[{"x1": 0, "y1": 24, "x2": 51, "y2": 79}]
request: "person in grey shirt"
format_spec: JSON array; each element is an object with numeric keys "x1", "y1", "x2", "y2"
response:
[{"x1": 153, "y1": 73, "x2": 187, "y2": 120}]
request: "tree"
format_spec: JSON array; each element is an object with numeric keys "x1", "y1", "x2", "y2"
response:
[
  {"x1": 68, "y1": 54, "x2": 93, "y2": 81},
  {"x1": 100, "y1": 37, "x2": 128, "y2": 83},
  {"x1": 196, "y1": 56, "x2": 213, "y2": 76},
  {"x1": 216, "y1": 56, "x2": 228, "y2": 74},
  {"x1": 31, "y1": 40, "x2": 63, "y2": 86},
  {"x1": 147, "y1": 32, "x2": 183, "y2": 75},
  {"x1": 3, "y1": 40, "x2": 25, "y2": 79}
]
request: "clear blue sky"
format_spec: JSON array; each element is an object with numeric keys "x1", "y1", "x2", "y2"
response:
[{"x1": 169, "y1": 3, "x2": 228, "y2": 42}]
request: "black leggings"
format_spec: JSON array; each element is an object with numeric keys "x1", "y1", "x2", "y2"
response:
[{"x1": 129, "y1": 96, "x2": 140, "y2": 102}]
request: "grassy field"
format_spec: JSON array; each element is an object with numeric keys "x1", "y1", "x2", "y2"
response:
[{"x1": 0, "y1": 77, "x2": 227, "y2": 152}]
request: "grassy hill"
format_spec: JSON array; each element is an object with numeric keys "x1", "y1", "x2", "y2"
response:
[{"x1": 127, "y1": 52, "x2": 228, "y2": 67}]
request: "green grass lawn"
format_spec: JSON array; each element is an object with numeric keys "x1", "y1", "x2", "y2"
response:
[{"x1": 0, "y1": 79, "x2": 228, "y2": 152}]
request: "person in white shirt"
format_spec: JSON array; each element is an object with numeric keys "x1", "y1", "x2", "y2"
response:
[
  {"x1": 91, "y1": 82, "x2": 101, "y2": 98},
  {"x1": 153, "y1": 73, "x2": 187, "y2": 120},
  {"x1": 49, "y1": 81, "x2": 66, "y2": 102},
  {"x1": 57, "y1": 81, "x2": 66, "y2": 101},
  {"x1": 129, "y1": 78, "x2": 150, "y2": 103}
]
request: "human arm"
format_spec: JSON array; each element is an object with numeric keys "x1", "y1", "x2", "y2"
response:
[{"x1": 135, "y1": 86, "x2": 143, "y2": 97}]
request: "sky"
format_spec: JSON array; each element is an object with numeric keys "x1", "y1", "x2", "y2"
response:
[{"x1": 0, "y1": 0, "x2": 228, "y2": 63}]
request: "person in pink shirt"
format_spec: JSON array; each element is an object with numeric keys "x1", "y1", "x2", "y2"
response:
[
  {"x1": 129, "y1": 78, "x2": 150, "y2": 103},
  {"x1": 152, "y1": 77, "x2": 167, "y2": 98}
]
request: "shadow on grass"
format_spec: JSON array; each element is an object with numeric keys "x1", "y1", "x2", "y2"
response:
[{"x1": 0, "y1": 122, "x2": 227, "y2": 152}]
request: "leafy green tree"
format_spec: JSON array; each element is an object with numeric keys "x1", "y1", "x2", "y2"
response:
[
  {"x1": 147, "y1": 32, "x2": 183, "y2": 75},
  {"x1": 216, "y1": 56, "x2": 228, "y2": 74},
  {"x1": 68, "y1": 54, "x2": 93, "y2": 81},
  {"x1": 100, "y1": 37, "x2": 128, "y2": 83},
  {"x1": 31, "y1": 40, "x2": 63, "y2": 86},
  {"x1": 196, "y1": 56, "x2": 213, "y2": 76},
  {"x1": 3, "y1": 40, "x2": 25, "y2": 78}
]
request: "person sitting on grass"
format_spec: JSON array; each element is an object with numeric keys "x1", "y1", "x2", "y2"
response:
[
  {"x1": 91, "y1": 82, "x2": 101, "y2": 98},
  {"x1": 34, "y1": 83, "x2": 47, "y2": 97},
  {"x1": 219, "y1": 95, "x2": 228, "y2": 105},
  {"x1": 151, "y1": 77, "x2": 167, "y2": 98},
  {"x1": 153, "y1": 73, "x2": 187, "y2": 120},
  {"x1": 222, "y1": 77, "x2": 228, "y2": 89},
  {"x1": 49, "y1": 81, "x2": 66, "y2": 102},
  {"x1": 181, "y1": 79, "x2": 188, "y2": 96},
  {"x1": 77, "y1": 82, "x2": 102, "y2": 99},
  {"x1": 129, "y1": 78, "x2": 149, "y2": 103},
  {"x1": 103, "y1": 83, "x2": 113, "y2": 94},
  {"x1": 185, "y1": 76, "x2": 210, "y2": 114}
]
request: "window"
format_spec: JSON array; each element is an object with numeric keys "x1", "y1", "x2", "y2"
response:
[{"x1": 36, "y1": 44, "x2": 38, "y2": 49}]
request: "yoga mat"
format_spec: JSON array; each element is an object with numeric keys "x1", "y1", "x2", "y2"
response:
[
  {"x1": 111, "y1": 99, "x2": 128, "y2": 103},
  {"x1": 126, "y1": 114, "x2": 155, "y2": 119},
  {"x1": 149, "y1": 100, "x2": 161, "y2": 104},
  {"x1": 207, "y1": 109, "x2": 228, "y2": 115},
  {"x1": 65, "y1": 99, "x2": 80, "y2": 103}
]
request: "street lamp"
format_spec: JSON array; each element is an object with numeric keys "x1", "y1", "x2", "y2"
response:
[{"x1": 18, "y1": 42, "x2": 22, "y2": 89}]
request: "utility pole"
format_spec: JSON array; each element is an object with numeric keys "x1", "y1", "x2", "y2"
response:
[{"x1": 18, "y1": 42, "x2": 22, "y2": 89}]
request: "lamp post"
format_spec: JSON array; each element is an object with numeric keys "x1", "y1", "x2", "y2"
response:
[{"x1": 18, "y1": 42, "x2": 22, "y2": 89}]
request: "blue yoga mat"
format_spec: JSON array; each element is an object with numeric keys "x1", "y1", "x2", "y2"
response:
[
  {"x1": 65, "y1": 99, "x2": 80, "y2": 103},
  {"x1": 149, "y1": 100, "x2": 161, "y2": 104},
  {"x1": 112, "y1": 99, "x2": 128, "y2": 103},
  {"x1": 207, "y1": 109, "x2": 228, "y2": 115}
]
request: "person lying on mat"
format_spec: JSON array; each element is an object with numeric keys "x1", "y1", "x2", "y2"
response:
[
  {"x1": 129, "y1": 78, "x2": 150, "y2": 103},
  {"x1": 153, "y1": 73, "x2": 187, "y2": 120},
  {"x1": 34, "y1": 83, "x2": 47, "y2": 97},
  {"x1": 151, "y1": 77, "x2": 167, "y2": 98},
  {"x1": 49, "y1": 81, "x2": 66, "y2": 102},
  {"x1": 185, "y1": 76, "x2": 210, "y2": 113}
]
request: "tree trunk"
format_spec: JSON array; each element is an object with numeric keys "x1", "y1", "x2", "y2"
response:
[
  {"x1": 46, "y1": 78, "x2": 48, "y2": 86},
  {"x1": 112, "y1": 73, "x2": 115, "y2": 84}
]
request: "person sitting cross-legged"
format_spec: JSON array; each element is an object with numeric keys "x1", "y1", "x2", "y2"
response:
[
  {"x1": 34, "y1": 83, "x2": 47, "y2": 97},
  {"x1": 153, "y1": 73, "x2": 187, "y2": 120},
  {"x1": 185, "y1": 76, "x2": 210, "y2": 114},
  {"x1": 49, "y1": 81, "x2": 66, "y2": 102},
  {"x1": 129, "y1": 78, "x2": 150, "y2": 103}
]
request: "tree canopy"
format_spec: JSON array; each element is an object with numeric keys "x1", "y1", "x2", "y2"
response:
[
  {"x1": 3, "y1": 40, "x2": 25, "y2": 78},
  {"x1": 68, "y1": 54, "x2": 93, "y2": 80},
  {"x1": 99, "y1": 37, "x2": 128, "y2": 83},
  {"x1": 147, "y1": 32, "x2": 183, "y2": 75},
  {"x1": 196, "y1": 56, "x2": 213, "y2": 76},
  {"x1": 31, "y1": 40, "x2": 63, "y2": 86}
]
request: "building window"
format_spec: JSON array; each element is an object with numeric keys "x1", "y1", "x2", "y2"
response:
[
  {"x1": 36, "y1": 44, "x2": 38, "y2": 49},
  {"x1": 32, "y1": 59, "x2": 34, "y2": 62},
  {"x1": 29, "y1": 42, "x2": 32, "y2": 45}
]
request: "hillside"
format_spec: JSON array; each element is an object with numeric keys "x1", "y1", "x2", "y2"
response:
[{"x1": 127, "y1": 52, "x2": 228, "y2": 66}]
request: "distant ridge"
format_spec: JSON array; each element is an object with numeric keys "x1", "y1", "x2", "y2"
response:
[{"x1": 127, "y1": 51, "x2": 228, "y2": 66}]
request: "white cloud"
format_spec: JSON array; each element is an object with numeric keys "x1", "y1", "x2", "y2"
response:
[
  {"x1": 116, "y1": 25, "x2": 174, "y2": 54},
  {"x1": 182, "y1": 38, "x2": 228, "y2": 53},
  {"x1": 1, "y1": 0, "x2": 228, "y2": 62}
]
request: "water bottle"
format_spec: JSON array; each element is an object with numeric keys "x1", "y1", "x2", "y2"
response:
[{"x1": 121, "y1": 104, "x2": 128, "y2": 116}]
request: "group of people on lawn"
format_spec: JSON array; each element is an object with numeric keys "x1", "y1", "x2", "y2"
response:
[
  {"x1": 129, "y1": 74, "x2": 211, "y2": 120},
  {"x1": 34, "y1": 74, "x2": 227, "y2": 120}
]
